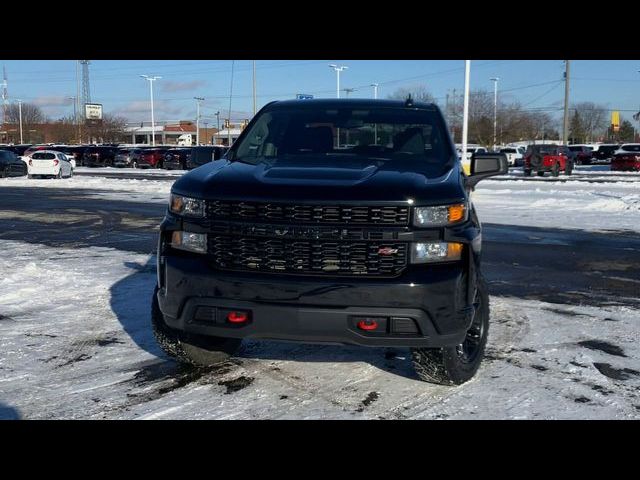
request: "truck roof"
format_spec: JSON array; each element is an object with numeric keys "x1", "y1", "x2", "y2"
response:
[{"x1": 267, "y1": 98, "x2": 439, "y2": 111}]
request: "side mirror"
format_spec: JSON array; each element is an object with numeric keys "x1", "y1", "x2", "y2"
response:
[{"x1": 467, "y1": 153, "x2": 508, "y2": 188}]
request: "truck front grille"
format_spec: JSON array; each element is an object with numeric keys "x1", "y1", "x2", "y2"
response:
[
  {"x1": 208, "y1": 235, "x2": 408, "y2": 276},
  {"x1": 207, "y1": 201, "x2": 409, "y2": 226}
]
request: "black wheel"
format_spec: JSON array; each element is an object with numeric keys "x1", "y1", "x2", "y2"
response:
[
  {"x1": 565, "y1": 163, "x2": 573, "y2": 176},
  {"x1": 56, "y1": 169, "x2": 63, "y2": 179},
  {"x1": 551, "y1": 162, "x2": 560, "y2": 177},
  {"x1": 0, "y1": 166, "x2": 8, "y2": 178},
  {"x1": 523, "y1": 168, "x2": 531, "y2": 177},
  {"x1": 537, "y1": 170, "x2": 545, "y2": 177},
  {"x1": 151, "y1": 287, "x2": 241, "y2": 367},
  {"x1": 411, "y1": 277, "x2": 489, "y2": 385},
  {"x1": 68, "y1": 168, "x2": 74, "y2": 178}
]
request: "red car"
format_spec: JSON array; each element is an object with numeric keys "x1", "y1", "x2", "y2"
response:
[
  {"x1": 136, "y1": 148, "x2": 168, "y2": 168},
  {"x1": 523, "y1": 144, "x2": 574, "y2": 177},
  {"x1": 611, "y1": 144, "x2": 640, "y2": 171}
]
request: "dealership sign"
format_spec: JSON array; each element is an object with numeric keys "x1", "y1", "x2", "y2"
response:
[{"x1": 85, "y1": 103, "x2": 103, "y2": 126}]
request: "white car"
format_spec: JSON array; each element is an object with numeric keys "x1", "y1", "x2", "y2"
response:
[
  {"x1": 28, "y1": 150, "x2": 74, "y2": 179},
  {"x1": 497, "y1": 147, "x2": 523, "y2": 167}
]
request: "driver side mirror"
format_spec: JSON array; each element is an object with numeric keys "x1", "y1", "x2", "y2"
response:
[{"x1": 466, "y1": 153, "x2": 508, "y2": 188}]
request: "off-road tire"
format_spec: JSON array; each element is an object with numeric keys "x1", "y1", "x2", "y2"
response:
[
  {"x1": 411, "y1": 277, "x2": 489, "y2": 385},
  {"x1": 523, "y1": 168, "x2": 531, "y2": 177},
  {"x1": 151, "y1": 287, "x2": 241, "y2": 366},
  {"x1": 537, "y1": 170, "x2": 545, "y2": 177},
  {"x1": 0, "y1": 166, "x2": 8, "y2": 178},
  {"x1": 565, "y1": 163, "x2": 573, "y2": 176}
]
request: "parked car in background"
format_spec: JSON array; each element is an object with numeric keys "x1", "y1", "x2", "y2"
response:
[
  {"x1": 23, "y1": 145, "x2": 49, "y2": 158},
  {"x1": 82, "y1": 146, "x2": 118, "y2": 167},
  {"x1": 114, "y1": 148, "x2": 134, "y2": 167},
  {"x1": 27, "y1": 150, "x2": 74, "y2": 178},
  {"x1": 455, "y1": 144, "x2": 488, "y2": 162},
  {"x1": 1, "y1": 144, "x2": 33, "y2": 157},
  {"x1": 135, "y1": 147, "x2": 168, "y2": 168},
  {"x1": 163, "y1": 148, "x2": 191, "y2": 170},
  {"x1": 185, "y1": 145, "x2": 229, "y2": 170},
  {"x1": 0, "y1": 149, "x2": 28, "y2": 177},
  {"x1": 497, "y1": 147, "x2": 523, "y2": 167},
  {"x1": 591, "y1": 144, "x2": 620, "y2": 164},
  {"x1": 611, "y1": 144, "x2": 640, "y2": 171},
  {"x1": 568, "y1": 145, "x2": 593, "y2": 165},
  {"x1": 523, "y1": 144, "x2": 574, "y2": 177}
]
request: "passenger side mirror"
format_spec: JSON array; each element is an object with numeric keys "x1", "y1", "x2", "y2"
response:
[{"x1": 466, "y1": 153, "x2": 508, "y2": 188}]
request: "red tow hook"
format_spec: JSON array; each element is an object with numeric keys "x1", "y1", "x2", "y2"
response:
[
  {"x1": 227, "y1": 311, "x2": 249, "y2": 324},
  {"x1": 357, "y1": 319, "x2": 379, "y2": 331}
]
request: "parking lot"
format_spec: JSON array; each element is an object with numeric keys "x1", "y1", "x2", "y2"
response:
[{"x1": 1, "y1": 166, "x2": 639, "y2": 419}]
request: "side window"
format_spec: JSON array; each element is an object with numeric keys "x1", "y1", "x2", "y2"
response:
[{"x1": 235, "y1": 112, "x2": 273, "y2": 159}]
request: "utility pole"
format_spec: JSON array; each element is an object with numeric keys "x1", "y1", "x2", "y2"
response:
[
  {"x1": 461, "y1": 61, "x2": 471, "y2": 174},
  {"x1": 252, "y1": 60, "x2": 257, "y2": 116},
  {"x1": 563, "y1": 60, "x2": 570, "y2": 145},
  {"x1": 214, "y1": 111, "x2": 220, "y2": 145},
  {"x1": 490, "y1": 77, "x2": 499, "y2": 150},
  {"x1": 2, "y1": 65, "x2": 7, "y2": 128},
  {"x1": 194, "y1": 96, "x2": 204, "y2": 145},
  {"x1": 329, "y1": 64, "x2": 348, "y2": 98},
  {"x1": 204, "y1": 121, "x2": 209, "y2": 144},
  {"x1": 75, "y1": 61, "x2": 81, "y2": 144},
  {"x1": 140, "y1": 75, "x2": 161, "y2": 146},
  {"x1": 18, "y1": 99, "x2": 23, "y2": 144}
]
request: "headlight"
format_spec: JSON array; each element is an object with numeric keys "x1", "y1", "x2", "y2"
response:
[
  {"x1": 410, "y1": 242, "x2": 463, "y2": 264},
  {"x1": 169, "y1": 194, "x2": 205, "y2": 217},
  {"x1": 171, "y1": 231, "x2": 207, "y2": 254},
  {"x1": 413, "y1": 203, "x2": 467, "y2": 227}
]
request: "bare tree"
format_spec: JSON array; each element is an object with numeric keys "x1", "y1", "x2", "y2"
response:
[
  {"x1": 5, "y1": 102, "x2": 46, "y2": 142},
  {"x1": 5, "y1": 102, "x2": 45, "y2": 126},
  {"x1": 387, "y1": 85, "x2": 435, "y2": 103},
  {"x1": 86, "y1": 114, "x2": 128, "y2": 143},
  {"x1": 571, "y1": 102, "x2": 608, "y2": 143},
  {"x1": 49, "y1": 116, "x2": 77, "y2": 144}
]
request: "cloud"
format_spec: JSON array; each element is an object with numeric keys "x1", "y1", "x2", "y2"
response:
[
  {"x1": 160, "y1": 80, "x2": 206, "y2": 93},
  {"x1": 110, "y1": 100, "x2": 186, "y2": 122},
  {"x1": 32, "y1": 96, "x2": 75, "y2": 107}
]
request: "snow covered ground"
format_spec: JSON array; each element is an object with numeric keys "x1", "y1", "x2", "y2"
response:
[
  {"x1": 1, "y1": 171, "x2": 639, "y2": 419},
  {"x1": 0, "y1": 239, "x2": 638, "y2": 419}
]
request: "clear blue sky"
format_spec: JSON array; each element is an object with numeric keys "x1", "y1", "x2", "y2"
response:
[{"x1": 3, "y1": 60, "x2": 640, "y2": 124}]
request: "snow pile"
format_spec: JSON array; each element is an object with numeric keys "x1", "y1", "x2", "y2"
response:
[
  {"x1": 474, "y1": 180, "x2": 640, "y2": 232},
  {"x1": 0, "y1": 176, "x2": 173, "y2": 204}
]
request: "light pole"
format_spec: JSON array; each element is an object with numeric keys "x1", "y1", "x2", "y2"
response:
[
  {"x1": 252, "y1": 60, "x2": 257, "y2": 116},
  {"x1": 204, "y1": 121, "x2": 209, "y2": 144},
  {"x1": 328, "y1": 64, "x2": 348, "y2": 98},
  {"x1": 18, "y1": 99, "x2": 23, "y2": 144},
  {"x1": 214, "y1": 111, "x2": 220, "y2": 145},
  {"x1": 370, "y1": 83, "x2": 379, "y2": 99},
  {"x1": 490, "y1": 77, "x2": 499, "y2": 150},
  {"x1": 140, "y1": 75, "x2": 161, "y2": 146},
  {"x1": 67, "y1": 96, "x2": 77, "y2": 142},
  {"x1": 194, "y1": 96, "x2": 204, "y2": 145}
]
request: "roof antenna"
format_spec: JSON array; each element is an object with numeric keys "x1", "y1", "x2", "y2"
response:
[{"x1": 405, "y1": 94, "x2": 413, "y2": 107}]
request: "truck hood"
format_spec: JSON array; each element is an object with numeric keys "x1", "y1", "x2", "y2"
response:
[{"x1": 171, "y1": 157, "x2": 466, "y2": 205}]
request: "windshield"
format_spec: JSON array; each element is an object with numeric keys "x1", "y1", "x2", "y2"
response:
[
  {"x1": 231, "y1": 107, "x2": 454, "y2": 174},
  {"x1": 620, "y1": 145, "x2": 640, "y2": 152},
  {"x1": 500, "y1": 148, "x2": 516, "y2": 153}
]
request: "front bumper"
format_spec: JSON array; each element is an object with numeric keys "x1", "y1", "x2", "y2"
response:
[{"x1": 157, "y1": 250, "x2": 477, "y2": 348}]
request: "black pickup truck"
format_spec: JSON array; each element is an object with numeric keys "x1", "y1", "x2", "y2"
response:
[{"x1": 152, "y1": 98, "x2": 507, "y2": 385}]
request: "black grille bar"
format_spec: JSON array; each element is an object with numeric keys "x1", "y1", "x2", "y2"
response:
[
  {"x1": 207, "y1": 201, "x2": 409, "y2": 226},
  {"x1": 208, "y1": 235, "x2": 408, "y2": 277}
]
